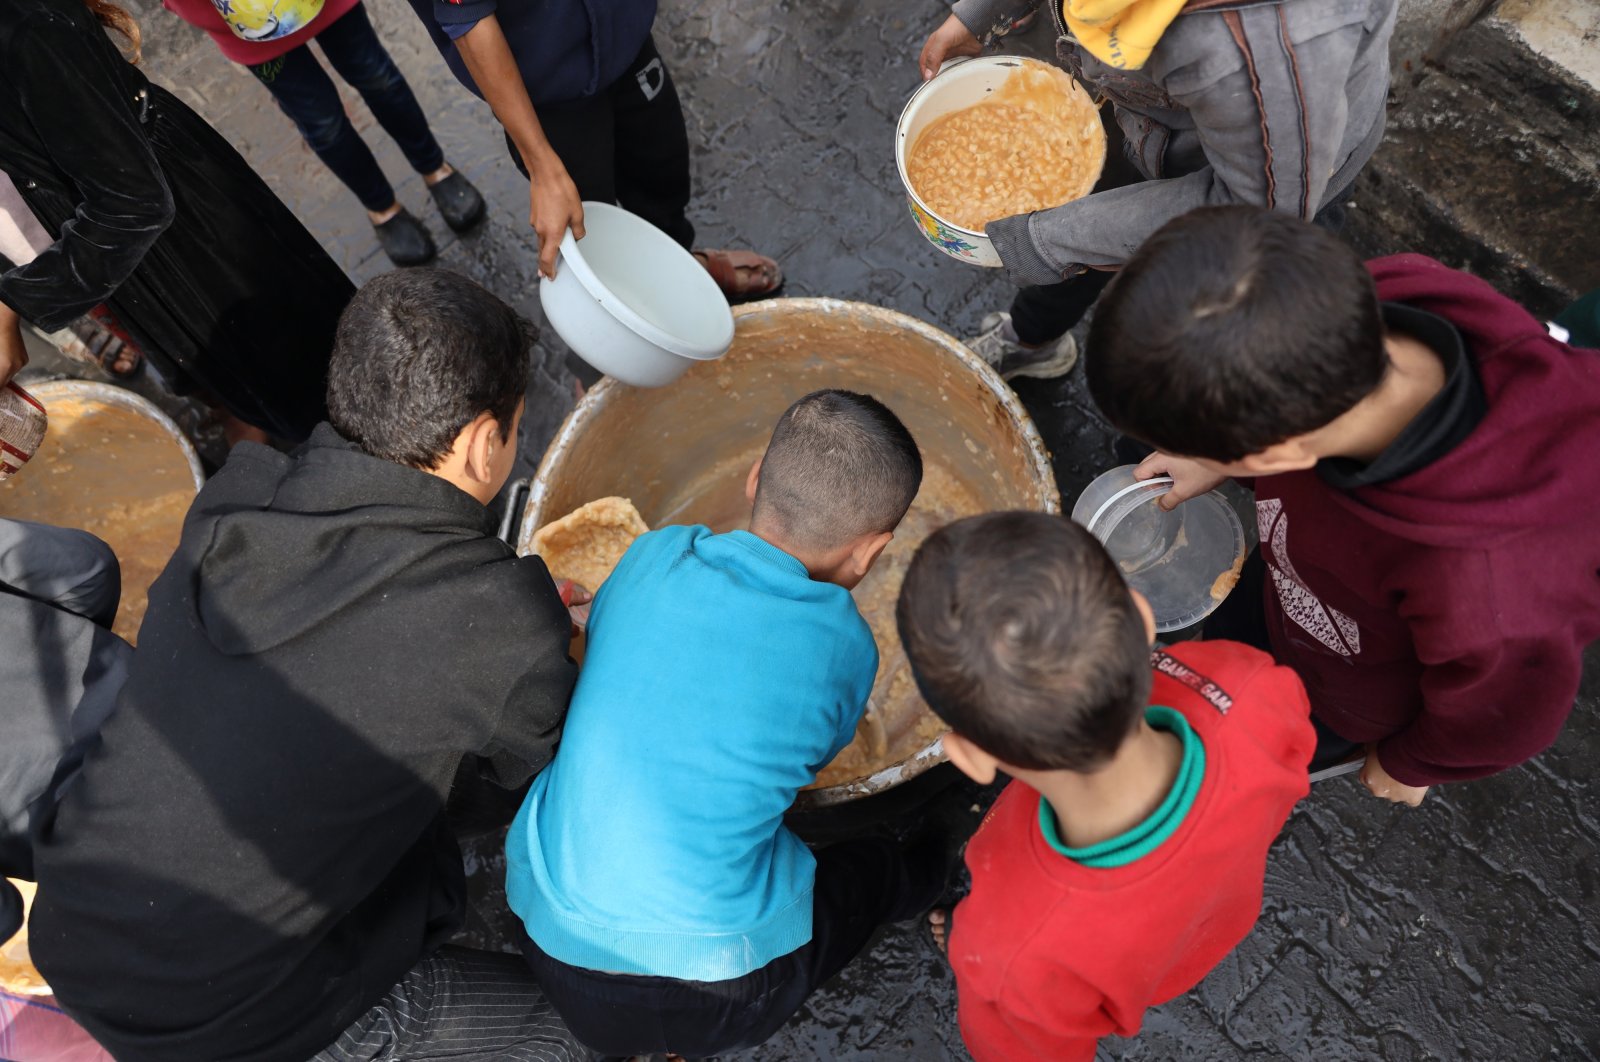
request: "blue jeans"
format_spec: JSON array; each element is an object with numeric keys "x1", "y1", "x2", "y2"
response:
[{"x1": 249, "y1": 4, "x2": 444, "y2": 212}]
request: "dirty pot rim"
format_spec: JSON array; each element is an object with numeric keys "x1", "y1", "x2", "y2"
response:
[
  {"x1": 521, "y1": 296, "x2": 1063, "y2": 551},
  {"x1": 25, "y1": 378, "x2": 206, "y2": 491}
]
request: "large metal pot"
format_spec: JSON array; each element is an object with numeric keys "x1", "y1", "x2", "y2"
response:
[
  {"x1": 519, "y1": 298, "x2": 1059, "y2": 808},
  {"x1": 0, "y1": 379, "x2": 203, "y2": 644}
]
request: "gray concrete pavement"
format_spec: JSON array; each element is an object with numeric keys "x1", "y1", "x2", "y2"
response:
[{"x1": 110, "y1": 0, "x2": 1600, "y2": 1057}]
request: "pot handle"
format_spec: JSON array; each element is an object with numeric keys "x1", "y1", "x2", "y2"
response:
[{"x1": 496, "y1": 476, "x2": 532, "y2": 547}]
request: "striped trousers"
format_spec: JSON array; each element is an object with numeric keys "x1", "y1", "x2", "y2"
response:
[{"x1": 311, "y1": 946, "x2": 593, "y2": 1062}]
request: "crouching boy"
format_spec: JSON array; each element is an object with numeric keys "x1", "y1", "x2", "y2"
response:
[
  {"x1": 1085, "y1": 205, "x2": 1600, "y2": 804},
  {"x1": 31, "y1": 270, "x2": 586, "y2": 1062},
  {"x1": 897, "y1": 512, "x2": 1315, "y2": 1061},
  {"x1": 507, "y1": 389, "x2": 950, "y2": 1057}
]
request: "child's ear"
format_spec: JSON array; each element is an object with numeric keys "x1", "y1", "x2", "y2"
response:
[
  {"x1": 1129, "y1": 588, "x2": 1157, "y2": 643},
  {"x1": 745, "y1": 456, "x2": 763, "y2": 505},
  {"x1": 943, "y1": 732, "x2": 999, "y2": 785},
  {"x1": 850, "y1": 530, "x2": 893, "y2": 577},
  {"x1": 464, "y1": 412, "x2": 500, "y2": 485},
  {"x1": 1238, "y1": 438, "x2": 1317, "y2": 475}
]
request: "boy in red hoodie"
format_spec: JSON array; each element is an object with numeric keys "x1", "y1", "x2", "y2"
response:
[
  {"x1": 1086, "y1": 205, "x2": 1600, "y2": 806},
  {"x1": 896, "y1": 512, "x2": 1315, "y2": 1061}
]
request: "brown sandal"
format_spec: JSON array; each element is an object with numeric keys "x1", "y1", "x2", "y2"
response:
[
  {"x1": 56, "y1": 313, "x2": 143, "y2": 378},
  {"x1": 693, "y1": 248, "x2": 783, "y2": 303}
]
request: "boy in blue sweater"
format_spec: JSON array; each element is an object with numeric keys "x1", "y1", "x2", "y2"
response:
[{"x1": 507, "y1": 389, "x2": 945, "y2": 1056}]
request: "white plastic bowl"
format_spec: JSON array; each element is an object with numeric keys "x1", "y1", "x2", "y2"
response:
[
  {"x1": 895, "y1": 56, "x2": 1104, "y2": 267},
  {"x1": 538, "y1": 202, "x2": 734, "y2": 387}
]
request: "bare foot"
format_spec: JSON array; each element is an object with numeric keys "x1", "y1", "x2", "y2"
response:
[
  {"x1": 104, "y1": 341, "x2": 140, "y2": 376},
  {"x1": 217, "y1": 410, "x2": 271, "y2": 449},
  {"x1": 366, "y1": 201, "x2": 403, "y2": 226},
  {"x1": 691, "y1": 248, "x2": 783, "y2": 302},
  {"x1": 423, "y1": 162, "x2": 456, "y2": 187},
  {"x1": 928, "y1": 908, "x2": 951, "y2": 956}
]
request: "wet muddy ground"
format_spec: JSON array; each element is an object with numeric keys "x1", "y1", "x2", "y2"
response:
[{"x1": 103, "y1": 0, "x2": 1600, "y2": 1057}]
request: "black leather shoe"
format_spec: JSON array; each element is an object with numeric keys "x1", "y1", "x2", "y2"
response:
[
  {"x1": 428, "y1": 171, "x2": 486, "y2": 233},
  {"x1": 373, "y1": 208, "x2": 436, "y2": 266}
]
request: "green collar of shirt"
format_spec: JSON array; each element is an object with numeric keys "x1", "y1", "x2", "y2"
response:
[{"x1": 1038, "y1": 706, "x2": 1206, "y2": 868}]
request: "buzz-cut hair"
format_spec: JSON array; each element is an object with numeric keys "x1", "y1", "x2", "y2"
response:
[
  {"x1": 752, "y1": 390, "x2": 923, "y2": 552},
  {"x1": 897, "y1": 512, "x2": 1152, "y2": 772}
]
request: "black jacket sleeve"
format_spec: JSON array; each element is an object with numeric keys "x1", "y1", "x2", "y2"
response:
[
  {"x1": 474, "y1": 556, "x2": 579, "y2": 789},
  {"x1": 0, "y1": 10, "x2": 174, "y2": 330}
]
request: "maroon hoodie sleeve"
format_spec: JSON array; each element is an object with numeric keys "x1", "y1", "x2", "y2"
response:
[
  {"x1": 1375, "y1": 549, "x2": 1584, "y2": 787},
  {"x1": 1358, "y1": 253, "x2": 1600, "y2": 787}
]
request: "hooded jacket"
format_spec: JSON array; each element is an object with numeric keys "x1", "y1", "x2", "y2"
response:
[
  {"x1": 1253, "y1": 255, "x2": 1600, "y2": 787},
  {"x1": 949, "y1": 0, "x2": 1395, "y2": 286},
  {"x1": 28, "y1": 425, "x2": 577, "y2": 1062}
]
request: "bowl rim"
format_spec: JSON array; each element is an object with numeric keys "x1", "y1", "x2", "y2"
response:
[
  {"x1": 1081, "y1": 475, "x2": 1176, "y2": 536},
  {"x1": 1148, "y1": 490, "x2": 1248, "y2": 633},
  {"x1": 519, "y1": 297, "x2": 1063, "y2": 807},
  {"x1": 549, "y1": 201, "x2": 734, "y2": 362},
  {"x1": 894, "y1": 54, "x2": 1104, "y2": 238}
]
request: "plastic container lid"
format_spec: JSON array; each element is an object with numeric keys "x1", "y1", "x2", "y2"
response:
[{"x1": 1071, "y1": 465, "x2": 1247, "y2": 634}]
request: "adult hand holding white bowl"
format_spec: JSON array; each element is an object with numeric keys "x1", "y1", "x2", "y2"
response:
[{"x1": 538, "y1": 202, "x2": 734, "y2": 388}]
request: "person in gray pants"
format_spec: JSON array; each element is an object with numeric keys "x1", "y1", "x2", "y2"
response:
[
  {"x1": 918, "y1": 0, "x2": 1398, "y2": 381},
  {"x1": 0, "y1": 517, "x2": 130, "y2": 941}
]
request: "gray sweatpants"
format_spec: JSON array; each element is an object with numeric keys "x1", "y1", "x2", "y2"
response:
[{"x1": 311, "y1": 946, "x2": 593, "y2": 1062}]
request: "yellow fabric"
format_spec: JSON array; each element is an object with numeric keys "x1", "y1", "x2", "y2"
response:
[
  {"x1": 216, "y1": 0, "x2": 326, "y2": 42},
  {"x1": 1061, "y1": 0, "x2": 1188, "y2": 70}
]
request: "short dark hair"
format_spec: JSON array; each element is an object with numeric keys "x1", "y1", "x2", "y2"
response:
[
  {"x1": 753, "y1": 390, "x2": 923, "y2": 551},
  {"x1": 1085, "y1": 206, "x2": 1386, "y2": 463},
  {"x1": 896, "y1": 512, "x2": 1151, "y2": 772},
  {"x1": 327, "y1": 268, "x2": 533, "y2": 469}
]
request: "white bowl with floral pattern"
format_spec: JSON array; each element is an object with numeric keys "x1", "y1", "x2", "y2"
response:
[{"x1": 895, "y1": 56, "x2": 1102, "y2": 267}]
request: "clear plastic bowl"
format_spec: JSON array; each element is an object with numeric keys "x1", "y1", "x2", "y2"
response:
[{"x1": 1071, "y1": 465, "x2": 1247, "y2": 633}]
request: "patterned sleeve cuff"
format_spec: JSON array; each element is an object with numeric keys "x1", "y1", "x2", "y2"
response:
[{"x1": 951, "y1": 0, "x2": 1044, "y2": 44}]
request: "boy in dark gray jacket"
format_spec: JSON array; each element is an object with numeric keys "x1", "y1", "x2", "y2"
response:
[
  {"x1": 919, "y1": 0, "x2": 1397, "y2": 379},
  {"x1": 30, "y1": 270, "x2": 586, "y2": 1062}
]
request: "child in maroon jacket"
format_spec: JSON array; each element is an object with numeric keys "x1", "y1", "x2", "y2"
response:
[
  {"x1": 1087, "y1": 205, "x2": 1600, "y2": 806},
  {"x1": 896, "y1": 512, "x2": 1315, "y2": 1061}
]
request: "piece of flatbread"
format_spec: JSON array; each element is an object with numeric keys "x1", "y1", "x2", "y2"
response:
[
  {"x1": 1, "y1": 879, "x2": 48, "y2": 995},
  {"x1": 532, "y1": 496, "x2": 650, "y2": 592}
]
